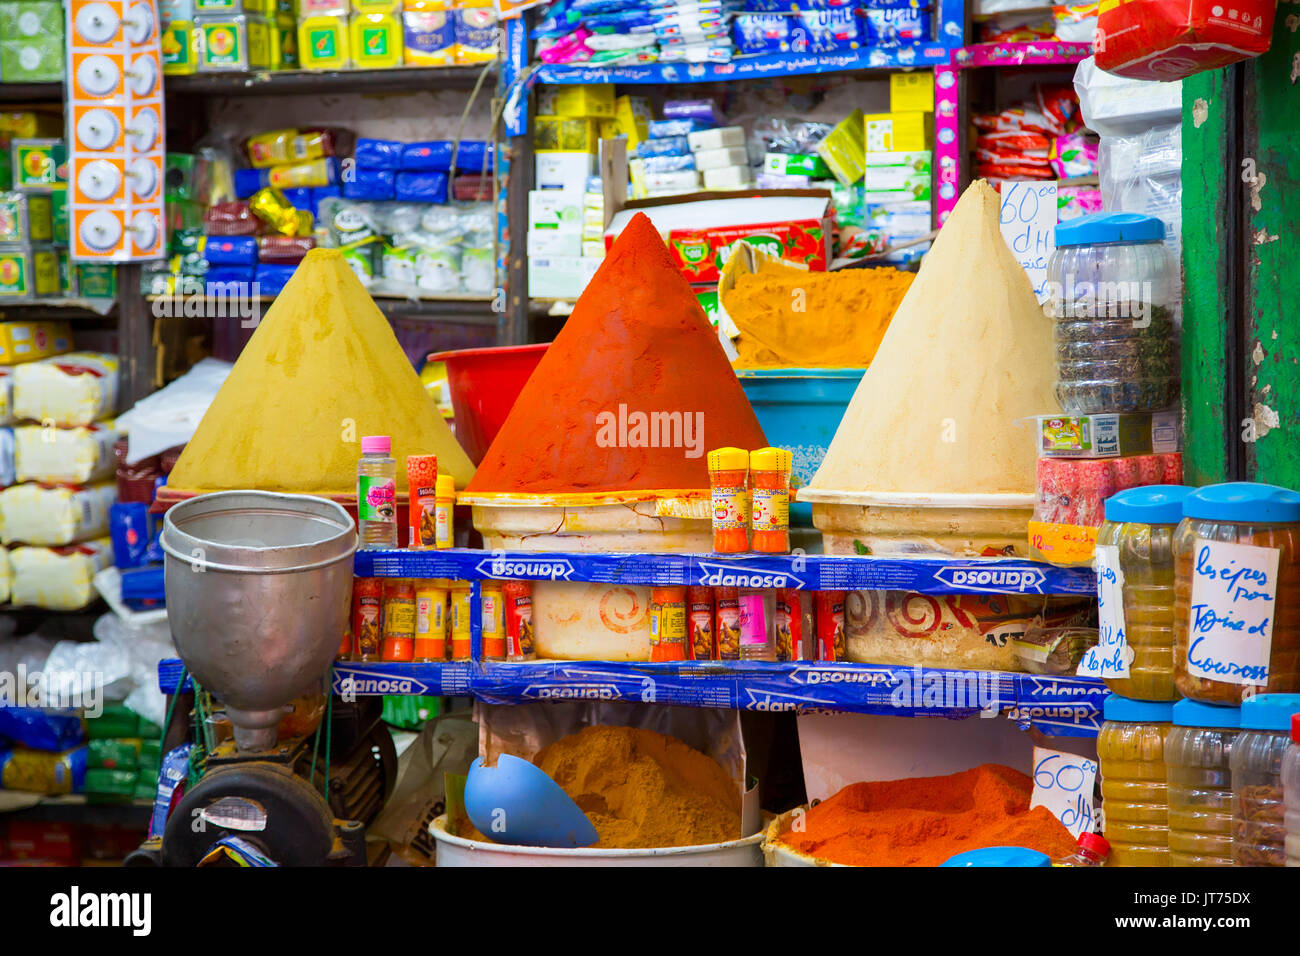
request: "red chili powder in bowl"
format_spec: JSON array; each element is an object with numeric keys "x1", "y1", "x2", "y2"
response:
[
  {"x1": 778, "y1": 763, "x2": 1079, "y2": 866},
  {"x1": 466, "y1": 212, "x2": 767, "y2": 494}
]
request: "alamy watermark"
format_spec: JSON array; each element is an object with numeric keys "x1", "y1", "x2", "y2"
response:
[
  {"x1": 151, "y1": 280, "x2": 263, "y2": 329},
  {"x1": 594, "y1": 404, "x2": 704, "y2": 459},
  {"x1": 0, "y1": 664, "x2": 104, "y2": 717},
  {"x1": 1043, "y1": 277, "x2": 1156, "y2": 327},
  {"x1": 888, "y1": 666, "x2": 1000, "y2": 717}
]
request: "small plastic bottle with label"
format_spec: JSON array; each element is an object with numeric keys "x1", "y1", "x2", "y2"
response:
[
  {"x1": 357, "y1": 435, "x2": 397, "y2": 549},
  {"x1": 738, "y1": 588, "x2": 775, "y2": 662}
]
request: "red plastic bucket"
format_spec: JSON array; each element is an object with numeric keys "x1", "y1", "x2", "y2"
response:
[{"x1": 428, "y1": 343, "x2": 549, "y2": 465}]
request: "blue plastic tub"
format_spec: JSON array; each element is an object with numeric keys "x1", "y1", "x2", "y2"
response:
[{"x1": 737, "y1": 368, "x2": 865, "y2": 527}]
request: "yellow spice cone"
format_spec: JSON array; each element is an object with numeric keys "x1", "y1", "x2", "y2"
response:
[
  {"x1": 808, "y1": 180, "x2": 1061, "y2": 495},
  {"x1": 168, "y1": 248, "x2": 475, "y2": 497}
]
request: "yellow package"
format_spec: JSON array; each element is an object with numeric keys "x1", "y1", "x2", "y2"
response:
[
  {"x1": 350, "y1": 12, "x2": 402, "y2": 68},
  {"x1": 0, "y1": 319, "x2": 71, "y2": 363},
  {"x1": 354, "y1": 0, "x2": 399, "y2": 10},
  {"x1": 863, "y1": 111, "x2": 933, "y2": 153},
  {"x1": 534, "y1": 115, "x2": 597, "y2": 153},
  {"x1": 277, "y1": 13, "x2": 299, "y2": 67},
  {"x1": 613, "y1": 94, "x2": 649, "y2": 149},
  {"x1": 298, "y1": 14, "x2": 350, "y2": 69},
  {"x1": 889, "y1": 73, "x2": 935, "y2": 113},
  {"x1": 246, "y1": 129, "x2": 331, "y2": 167},
  {"x1": 1, "y1": 747, "x2": 83, "y2": 795},
  {"x1": 452, "y1": 0, "x2": 496, "y2": 64},
  {"x1": 0, "y1": 111, "x2": 63, "y2": 141},
  {"x1": 0, "y1": 246, "x2": 59, "y2": 299},
  {"x1": 248, "y1": 14, "x2": 279, "y2": 68},
  {"x1": 555, "y1": 84, "x2": 616, "y2": 119},
  {"x1": 402, "y1": 5, "x2": 454, "y2": 65},
  {"x1": 161, "y1": 21, "x2": 199, "y2": 74}
]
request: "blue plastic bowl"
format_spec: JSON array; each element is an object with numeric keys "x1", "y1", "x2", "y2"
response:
[{"x1": 737, "y1": 368, "x2": 865, "y2": 527}]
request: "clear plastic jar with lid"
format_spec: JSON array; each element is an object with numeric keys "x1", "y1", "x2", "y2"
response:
[
  {"x1": 1173, "y1": 483, "x2": 1300, "y2": 704},
  {"x1": 1166, "y1": 699, "x2": 1241, "y2": 867},
  {"x1": 1230, "y1": 693, "x2": 1300, "y2": 866},
  {"x1": 1096, "y1": 485, "x2": 1193, "y2": 701},
  {"x1": 1045, "y1": 212, "x2": 1178, "y2": 414},
  {"x1": 1282, "y1": 713, "x2": 1300, "y2": 866},
  {"x1": 1098, "y1": 694, "x2": 1175, "y2": 866}
]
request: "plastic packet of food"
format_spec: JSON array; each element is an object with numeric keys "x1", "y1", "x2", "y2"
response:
[
  {"x1": 1013, "y1": 625, "x2": 1099, "y2": 675},
  {"x1": 416, "y1": 243, "x2": 462, "y2": 294}
]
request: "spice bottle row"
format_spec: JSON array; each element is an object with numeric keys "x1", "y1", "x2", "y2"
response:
[
  {"x1": 651, "y1": 586, "x2": 849, "y2": 663},
  {"x1": 357, "y1": 439, "x2": 456, "y2": 550},
  {"x1": 341, "y1": 578, "x2": 535, "y2": 663},
  {"x1": 708, "y1": 447, "x2": 793, "y2": 554},
  {"x1": 340, "y1": 579, "x2": 857, "y2": 665},
  {"x1": 1098, "y1": 693, "x2": 1300, "y2": 868}
]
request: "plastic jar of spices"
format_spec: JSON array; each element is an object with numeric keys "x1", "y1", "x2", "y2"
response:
[
  {"x1": 1045, "y1": 212, "x2": 1178, "y2": 414},
  {"x1": 1229, "y1": 693, "x2": 1300, "y2": 866},
  {"x1": 1095, "y1": 484, "x2": 1193, "y2": 701},
  {"x1": 1097, "y1": 694, "x2": 1174, "y2": 866},
  {"x1": 1173, "y1": 483, "x2": 1300, "y2": 704},
  {"x1": 1283, "y1": 713, "x2": 1300, "y2": 866},
  {"x1": 1166, "y1": 699, "x2": 1241, "y2": 867}
]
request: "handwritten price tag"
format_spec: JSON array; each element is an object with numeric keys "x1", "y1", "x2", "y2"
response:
[
  {"x1": 1078, "y1": 544, "x2": 1131, "y2": 678},
  {"x1": 1030, "y1": 746, "x2": 1098, "y2": 839},
  {"x1": 1028, "y1": 520, "x2": 1097, "y2": 565},
  {"x1": 998, "y1": 180, "x2": 1058, "y2": 302},
  {"x1": 1187, "y1": 539, "x2": 1279, "y2": 685}
]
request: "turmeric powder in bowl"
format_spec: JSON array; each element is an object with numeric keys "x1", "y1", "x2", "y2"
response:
[{"x1": 533, "y1": 726, "x2": 742, "y2": 850}]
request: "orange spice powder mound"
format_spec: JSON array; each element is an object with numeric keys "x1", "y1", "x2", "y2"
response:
[
  {"x1": 778, "y1": 763, "x2": 1079, "y2": 866},
  {"x1": 466, "y1": 212, "x2": 767, "y2": 495}
]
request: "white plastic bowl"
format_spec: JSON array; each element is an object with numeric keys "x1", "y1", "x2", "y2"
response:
[
  {"x1": 431, "y1": 815, "x2": 764, "y2": 867},
  {"x1": 761, "y1": 807, "x2": 847, "y2": 867}
]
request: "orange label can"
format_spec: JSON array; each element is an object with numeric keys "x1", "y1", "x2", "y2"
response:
[
  {"x1": 504, "y1": 581, "x2": 535, "y2": 661},
  {"x1": 352, "y1": 577, "x2": 382, "y2": 661},
  {"x1": 481, "y1": 582, "x2": 505, "y2": 660},
  {"x1": 381, "y1": 580, "x2": 416, "y2": 662},
  {"x1": 413, "y1": 580, "x2": 449, "y2": 661}
]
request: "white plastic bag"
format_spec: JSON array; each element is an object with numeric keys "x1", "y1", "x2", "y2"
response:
[{"x1": 115, "y1": 358, "x2": 232, "y2": 465}]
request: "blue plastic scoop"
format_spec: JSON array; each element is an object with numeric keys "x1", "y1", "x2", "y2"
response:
[{"x1": 464, "y1": 755, "x2": 599, "y2": 848}]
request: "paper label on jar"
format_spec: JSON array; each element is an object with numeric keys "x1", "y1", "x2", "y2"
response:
[
  {"x1": 1029, "y1": 746, "x2": 1097, "y2": 839},
  {"x1": 1186, "y1": 538, "x2": 1279, "y2": 686},
  {"x1": 1077, "y1": 544, "x2": 1131, "y2": 678}
]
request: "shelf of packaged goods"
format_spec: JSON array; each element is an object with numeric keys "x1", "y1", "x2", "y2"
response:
[
  {"x1": 145, "y1": 293, "x2": 498, "y2": 325},
  {"x1": 352, "y1": 548, "x2": 1096, "y2": 595},
  {"x1": 534, "y1": 44, "x2": 959, "y2": 86},
  {"x1": 155, "y1": 657, "x2": 1104, "y2": 736},
  {"x1": 162, "y1": 65, "x2": 494, "y2": 97},
  {"x1": 952, "y1": 41, "x2": 1093, "y2": 69}
]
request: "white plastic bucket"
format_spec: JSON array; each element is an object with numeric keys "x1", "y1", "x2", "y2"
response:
[
  {"x1": 761, "y1": 807, "x2": 846, "y2": 867},
  {"x1": 468, "y1": 498, "x2": 712, "y2": 661},
  {"x1": 798, "y1": 489, "x2": 1036, "y2": 557},
  {"x1": 431, "y1": 815, "x2": 764, "y2": 867}
]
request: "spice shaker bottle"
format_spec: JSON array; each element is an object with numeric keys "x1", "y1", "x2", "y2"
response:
[
  {"x1": 481, "y1": 581, "x2": 506, "y2": 661},
  {"x1": 1173, "y1": 483, "x2": 1300, "y2": 704},
  {"x1": 649, "y1": 586, "x2": 688, "y2": 662},
  {"x1": 1229, "y1": 693, "x2": 1300, "y2": 866},
  {"x1": 1097, "y1": 694, "x2": 1174, "y2": 866},
  {"x1": 1095, "y1": 485, "x2": 1193, "y2": 701},
  {"x1": 1046, "y1": 213, "x2": 1178, "y2": 414},
  {"x1": 406, "y1": 454, "x2": 438, "y2": 548},
  {"x1": 1166, "y1": 699, "x2": 1241, "y2": 867},
  {"x1": 708, "y1": 447, "x2": 750, "y2": 554},
  {"x1": 750, "y1": 446, "x2": 792, "y2": 554}
]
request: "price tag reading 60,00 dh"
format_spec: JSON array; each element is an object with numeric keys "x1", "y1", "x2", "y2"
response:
[{"x1": 1029, "y1": 746, "x2": 1098, "y2": 840}]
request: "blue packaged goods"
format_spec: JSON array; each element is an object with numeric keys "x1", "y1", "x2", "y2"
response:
[
  {"x1": 281, "y1": 186, "x2": 313, "y2": 210},
  {"x1": 734, "y1": 7, "x2": 864, "y2": 54},
  {"x1": 149, "y1": 744, "x2": 192, "y2": 838},
  {"x1": 865, "y1": 1, "x2": 929, "y2": 43},
  {"x1": 649, "y1": 118, "x2": 713, "y2": 138},
  {"x1": 255, "y1": 263, "x2": 297, "y2": 296},
  {"x1": 401, "y1": 141, "x2": 454, "y2": 171},
  {"x1": 110, "y1": 501, "x2": 153, "y2": 569},
  {"x1": 636, "y1": 135, "x2": 692, "y2": 158},
  {"x1": 744, "y1": 0, "x2": 858, "y2": 9},
  {"x1": 343, "y1": 169, "x2": 397, "y2": 200},
  {"x1": 233, "y1": 167, "x2": 268, "y2": 198},
  {"x1": 0, "y1": 708, "x2": 85, "y2": 752},
  {"x1": 395, "y1": 171, "x2": 449, "y2": 203},
  {"x1": 453, "y1": 5, "x2": 498, "y2": 60},
  {"x1": 205, "y1": 266, "x2": 256, "y2": 289},
  {"x1": 454, "y1": 140, "x2": 494, "y2": 172},
  {"x1": 641, "y1": 154, "x2": 697, "y2": 173},
  {"x1": 203, "y1": 235, "x2": 258, "y2": 265},
  {"x1": 664, "y1": 99, "x2": 727, "y2": 124},
  {"x1": 355, "y1": 138, "x2": 404, "y2": 170},
  {"x1": 121, "y1": 565, "x2": 165, "y2": 610}
]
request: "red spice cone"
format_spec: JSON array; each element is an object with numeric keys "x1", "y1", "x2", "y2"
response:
[{"x1": 467, "y1": 212, "x2": 767, "y2": 494}]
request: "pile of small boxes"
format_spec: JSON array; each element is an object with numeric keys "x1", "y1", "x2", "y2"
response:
[
  {"x1": 0, "y1": 0, "x2": 65, "y2": 82},
  {"x1": 632, "y1": 108, "x2": 750, "y2": 198},
  {"x1": 1, "y1": 116, "x2": 117, "y2": 302},
  {"x1": 161, "y1": 0, "x2": 498, "y2": 74}
]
